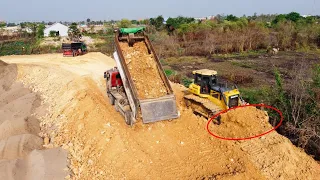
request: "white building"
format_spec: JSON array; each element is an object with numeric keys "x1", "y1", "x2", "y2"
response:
[{"x1": 44, "y1": 22, "x2": 69, "y2": 37}]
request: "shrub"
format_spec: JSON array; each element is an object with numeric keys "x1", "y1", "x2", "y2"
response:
[
  {"x1": 164, "y1": 69, "x2": 175, "y2": 76},
  {"x1": 182, "y1": 77, "x2": 193, "y2": 87},
  {"x1": 49, "y1": 31, "x2": 57, "y2": 37}
]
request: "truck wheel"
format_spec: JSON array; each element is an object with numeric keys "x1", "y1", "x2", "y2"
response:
[
  {"x1": 108, "y1": 94, "x2": 115, "y2": 105},
  {"x1": 124, "y1": 111, "x2": 132, "y2": 125}
]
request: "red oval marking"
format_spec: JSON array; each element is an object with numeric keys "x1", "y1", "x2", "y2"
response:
[{"x1": 206, "y1": 104, "x2": 283, "y2": 141}]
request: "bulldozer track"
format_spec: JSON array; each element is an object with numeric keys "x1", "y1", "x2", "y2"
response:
[{"x1": 184, "y1": 94, "x2": 221, "y2": 118}]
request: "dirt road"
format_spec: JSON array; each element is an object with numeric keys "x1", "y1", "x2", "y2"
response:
[{"x1": 1, "y1": 52, "x2": 319, "y2": 179}]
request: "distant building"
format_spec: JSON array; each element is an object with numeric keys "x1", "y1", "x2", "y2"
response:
[
  {"x1": 4, "y1": 26, "x2": 20, "y2": 32},
  {"x1": 194, "y1": 17, "x2": 207, "y2": 22},
  {"x1": 194, "y1": 16, "x2": 215, "y2": 22},
  {"x1": 44, "y1": 22, "x2": 69, "y2": 37},
  {"x1": 163, "y1": 17, "x2": 169, "y2": 24}
]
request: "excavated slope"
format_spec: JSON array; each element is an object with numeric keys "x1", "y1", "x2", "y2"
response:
[
  {"x1": 1, "y1": 53, "x2": 319, "y2": 180},
  {"x1": 0, "y1": 60, "x2": 68, "y2": 179}
]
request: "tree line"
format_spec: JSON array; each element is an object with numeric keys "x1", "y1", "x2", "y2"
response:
[{"x1": 145, "y1": 13, "x2": 320, "y2": 57}]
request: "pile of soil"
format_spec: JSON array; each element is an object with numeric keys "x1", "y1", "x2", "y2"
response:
[
  {"x1": 210, "y1": 106, "x2": 272, "y2": 138},
  {"x1": 0, "y1": 60, "x2": 44, "y2": 159},
  {"x1": 119, "y1": 41, "x2": 168, "y2": 99},
  {"x1": 0, "y1": 60, "x2": 68, "y2": 179}
]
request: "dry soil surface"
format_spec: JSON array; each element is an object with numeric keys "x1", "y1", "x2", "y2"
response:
[
  {"x1": 1, "y1": 53, "x2": 319, "y2": 180},
  {"x1": 119, "y1": 41, "x2": 168, "y2": 99},
  {"x1": 0, "y1": 60, "x2": 68, "y2": 179},
  {"x1": 210, "y1": 106, "x2": 272, "y2": 138}
]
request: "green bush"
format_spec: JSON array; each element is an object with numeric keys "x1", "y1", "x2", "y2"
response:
[
  {"x1": 164, "y1": 69, "x2": 175, "y2": 76},
  {"x1": 240, "y1": 87, "x2": 270, "y2": 104},
  {"x1": 37, "y1": 24, "x2": 45, "y2": 39},
  {"x1": 182, "y1": 77, "x2": 193, "y2": 87},
  {"x1": 0, "y1": 40, "x2": 34, "y2": 55},
  {"x1": 49, "y1": 31, "x2": 57, "y2": 37}
]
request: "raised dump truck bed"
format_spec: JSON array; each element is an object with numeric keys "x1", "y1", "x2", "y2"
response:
[{"x1": 111, "y1": 28, "x2": 179, "y2": 124}]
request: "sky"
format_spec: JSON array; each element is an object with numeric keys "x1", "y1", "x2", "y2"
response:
[{"x1": 0, "y1": 0, "x2": 319, "y2": 22}]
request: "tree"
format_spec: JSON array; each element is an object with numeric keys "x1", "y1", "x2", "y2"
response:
[
  {"x1": 215, "y1": 14, "x2": 223, "y2": 23},
  {"x1": 252, "y1": 12, "x2": 258, "y2": 20},
  {"x1": 166, "y1": 16, "x2": 195, "y2": 29},
  {"x1": 68, "y1": 23, "x2": 80, "y2": 39},
  {"x1": 37, "y1": 24, "x2": 45, "y2": 39},
  {"x1": 272, "y1": 14, "x2": 287, "y2": 25},
  {"x1": 117, "y1": 19, "x2": 132, "y2": 28},
  {"x1": 49, "y1": 31, "x2": 56, "y2": 37},
  {"x1": 286, "y1": 12, "x2": 302, "y2": 22},
  {"x1": 87, "y1": 18, "x2": 91, "y2": 24},
  {"x1": 6, "y1": 23, "x2": 16, "y2": 27},
  {"x1": 155, "y1": 15, "x2": 164, "y2": 30},
  {"x1": 149, "y1": 18, "x2": 156, "y2": 26},
  {"x1": 20, "y1": 22, "x2": 27, "y2": 29},
  {"x1": 0, "y1": 22, "x2": 6, "y2": 28},
  {"x1": 226, "y1": 14, "x2": 239, "y2": 22},
  {"x1": 26, "y1": 23, "x2": 38, "y2": 37},
  {"x1": 150, "y1": 15, "x2": 164, "y2": 30}
]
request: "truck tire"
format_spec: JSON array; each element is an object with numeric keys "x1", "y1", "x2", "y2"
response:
[
  {"x1": 124, "y1": 111, "x2": 132, "y2": 125},
  {"x1": 108, "y1": 94, "x2": 115, "y2": 105}
]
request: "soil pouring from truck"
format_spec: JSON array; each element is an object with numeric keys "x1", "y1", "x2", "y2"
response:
[
  {"x1": 104, "y1": 27, "x2": 179, "y2": 125},
  {"x1": 62, "y1": 42, "x2": 87, "y2": 57}
]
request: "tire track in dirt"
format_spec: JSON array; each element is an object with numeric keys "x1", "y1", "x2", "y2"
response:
[{"x1": 238, "y1": 132, "x2": 319, "y2": 180}]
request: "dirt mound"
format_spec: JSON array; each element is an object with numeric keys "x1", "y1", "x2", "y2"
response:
[
  {"x1": 0, "y1": 60, "x2": 68, "y2": 179},
  {"x1": 119, "y1": 41, "x2": 167, "y2": 99},
  {"x1": 210, "y1": 106, "x2": 272, "y2": 138},
  {"x1": 0, "y1": 59, "x2": 8, "y2": 68},
  {"x1": 0, "y1": 60, "x2": 17, "y2": 94}
]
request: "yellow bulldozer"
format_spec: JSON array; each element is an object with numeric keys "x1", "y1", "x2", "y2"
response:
[{"x1": 184, "y1": 69, "x2": 244, "y2": 123}]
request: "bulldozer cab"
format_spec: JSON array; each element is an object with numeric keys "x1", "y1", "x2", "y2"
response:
[
  {"x1": 193, "y1": 69, "x2": 217, "y2": 94},
  {"x1": 190, "y1": 69, "x2": 241, "y2": 109}
]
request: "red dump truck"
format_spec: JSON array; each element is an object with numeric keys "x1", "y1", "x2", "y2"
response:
[
  {"x1": 104, "y1": 28, "x2": 179, "y2": 125},
  {"x1": 62, "y1": 42, "x2": 87, "y2": 57}
]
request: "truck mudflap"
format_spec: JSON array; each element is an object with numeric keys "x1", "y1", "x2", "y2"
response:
[{"x1": 139, "y1": 94, "x2": 179, "y2": 123}]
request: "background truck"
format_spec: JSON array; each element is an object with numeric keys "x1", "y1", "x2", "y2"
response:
[
  {"x1": 62, "y1": 42, "x2": 87, "y2": 57},
  {"x1": 104, "y1": 27, "x2": 179, "y2": 125}
]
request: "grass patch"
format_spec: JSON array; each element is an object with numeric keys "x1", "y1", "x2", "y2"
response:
[
  {"x1": 240, "y1": 87, "x2": 271, "y2": 104},
  {"x1": 91, "y1": 36, "x2": 114, "y2": 55},
  {"x1": 212, "y1": 50, "x2": 266, "y2": 60},
  {"x1": 0, "y1": 39, "x2": 36, "y2": 55},
  {"x1": 164, "y1": 69, "x2": 175, "y2": 76},
  {"x1": 231, "y1": 61, "x2": 254, "y2": 68},
  {"x1": 164, "y1": 56, "x2": 207, "y2": 65}
]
